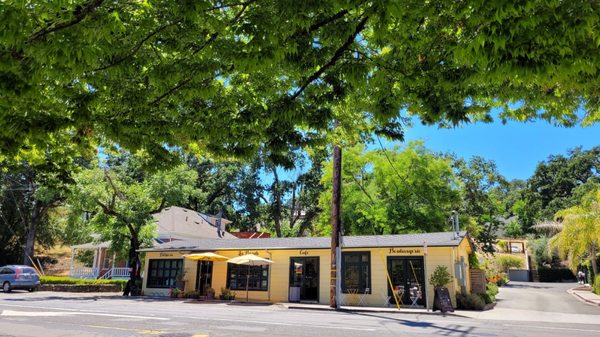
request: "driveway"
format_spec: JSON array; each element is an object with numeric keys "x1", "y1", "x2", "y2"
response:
[{"x1": 458, "y1": 281, "x2": 600, "y2": 325}]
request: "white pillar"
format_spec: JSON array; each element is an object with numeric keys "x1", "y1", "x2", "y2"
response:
[{"x1": 92, "y1": 248, "x2": 99, "y2": 278}]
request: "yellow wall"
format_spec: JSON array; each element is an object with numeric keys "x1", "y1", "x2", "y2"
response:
[{"x1": 142, "y1": 238, "x2": 472, "y2": 307}]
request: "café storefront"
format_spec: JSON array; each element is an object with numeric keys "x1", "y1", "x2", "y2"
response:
[{"x1": 140, "y1": 231, "x2": 473, "y2": 308}]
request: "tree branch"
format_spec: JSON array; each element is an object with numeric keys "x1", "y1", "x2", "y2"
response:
[
  {"x1": 148, "y1": 1, "x2": 254, "y2": 105},
  {"x1": 94, "y1": 22, "x2": 178, "y2": 71},
  {"x1": 290, "y1": 15, "x2": 369, "y2": 101},
  {"x1": 27, "y1": 0, "x2": 105, "y2": 43},
  {"x1": 150, "y1": 77, "x2": 194, "y2": 106}
]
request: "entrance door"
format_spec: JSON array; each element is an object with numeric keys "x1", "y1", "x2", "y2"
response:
[
  {"x1": 196, "y1": 261, "x2": 213, "y2": 296},
  {"x1": 387, "y1": 257, "x2": 426, "y2": 306},
  {"x1": 289, "y1": 257, "x2": 319, "y2": 302}
]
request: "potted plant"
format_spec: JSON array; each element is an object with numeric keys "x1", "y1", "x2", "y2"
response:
[
  {"x1": 430, "y1": 265, "x2": 453, "y2": 289},
  {"x1": 206, "y1": 287, "x2": 215, "y2": 300},
  {"x1": 169, "y1": 287, "x2": 182, "y2": 298},
  {"x1": 219, "y1": 287, "x2": 236, "y2": 300},
  {"x1": 429, "y1": 265, "x2": 454, "y2": 313}
]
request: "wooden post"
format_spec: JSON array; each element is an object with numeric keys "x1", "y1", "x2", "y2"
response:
[{"x1": 330, "y1": 145, "x2": 342, "y2": 308}]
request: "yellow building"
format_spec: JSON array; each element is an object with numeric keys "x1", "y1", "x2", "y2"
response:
[{"x1": 140, "y1": 231, "x2": 473, "y2": 308}]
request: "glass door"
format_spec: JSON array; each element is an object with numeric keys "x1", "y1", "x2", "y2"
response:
[
  {"x1": 196, "y1": 261, "x2": 213, "y2": 296},
  {"x1": 387, "y1": 257, "x2": 426, "y2": 306},
  {"x1": 289, "y1": 257, "x2": 319, "y2": 302}
]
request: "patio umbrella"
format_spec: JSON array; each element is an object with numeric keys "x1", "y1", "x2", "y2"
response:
[
  {"x1": 182, "y1": 252, "x2": 229, "y2": 261},
  {"x1": 227, "y1": 254, "x2": 274, "y2": 302}
]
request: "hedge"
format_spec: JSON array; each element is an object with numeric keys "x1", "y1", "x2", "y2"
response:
[
  {"x1": 41, "y1": 276, "x2": 127, "y2": 288},
  {"x1": 537, "y1": 268, "x2": 575, "y2": 282},
  {"x1": 593, "y1": 275, "x2": 600, "y2": 295}
]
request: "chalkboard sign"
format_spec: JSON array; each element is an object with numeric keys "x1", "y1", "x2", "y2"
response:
[{"x1": 433, "y1": 287, "x2": 454, "y2": 313}]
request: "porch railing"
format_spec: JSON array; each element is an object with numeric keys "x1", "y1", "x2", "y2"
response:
[
  {"x1": 70, "y1": 267, "x2": 98, "y2": 279},
  {"x1": 98, "y1": 267, "x2": 131, "y2": 280}
]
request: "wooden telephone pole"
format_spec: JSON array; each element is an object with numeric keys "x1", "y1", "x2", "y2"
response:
[{"x1": 330, "y1": 144, "x2": 342, "y2": 308}]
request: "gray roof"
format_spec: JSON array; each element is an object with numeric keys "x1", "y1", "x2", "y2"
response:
[
  {"x1": 139, "y1": 231, "x2": 468, "y2": 252},
  {"x1": 153, "y1": 206, "x2": 237, "y2": 240}
]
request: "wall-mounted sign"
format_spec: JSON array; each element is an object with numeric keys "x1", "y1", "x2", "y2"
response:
[
  {"x1": 238, "y1": 250, "x2": 260, "y2": 256},
  {"x1": 388, "y1": 248, "x2": 422, "y2": 255},
  {"x1": 159, "y1": 252, "x2": 175, "y2": 257},
  {"x1": 299, "y1": 250, "x2": 309, "y2": 255}
]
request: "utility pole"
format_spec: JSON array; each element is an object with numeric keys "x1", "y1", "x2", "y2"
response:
[{"x1": 330, "y1": 144, "x2": 342, "y2": 308}]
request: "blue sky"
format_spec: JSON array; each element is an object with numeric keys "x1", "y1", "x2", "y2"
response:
[{"x1": 400, "y1": 119, "x2": 599, "y2": 181}]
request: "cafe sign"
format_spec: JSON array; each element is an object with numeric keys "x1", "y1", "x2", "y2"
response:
[{"x1": 388, "y1": 248, "x2": 422, "y2": 255}]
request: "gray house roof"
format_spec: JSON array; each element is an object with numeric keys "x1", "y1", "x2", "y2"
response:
[
  {"x1": 153, "y1": 206, "x2": 237, "y2": 241},
  {"x1": 140, "y1": 231, "x2": 469, "y2": 252}
]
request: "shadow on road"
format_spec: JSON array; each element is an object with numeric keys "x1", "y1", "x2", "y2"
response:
[
  {"x1": 347, "y1": 311, "x2": 478, "y2": 337},
  {"x1": 503, "y1": 283, "x2": 555, "y2": 289}
]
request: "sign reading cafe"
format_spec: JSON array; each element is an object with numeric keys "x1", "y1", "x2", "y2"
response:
[{"x1": 388, "y1": 248, "x2": 422, "y2": 255}]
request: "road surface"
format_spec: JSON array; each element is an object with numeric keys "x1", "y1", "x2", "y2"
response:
[{"x1": 0, "y1": 281, "x2": 598, "y2": 337}]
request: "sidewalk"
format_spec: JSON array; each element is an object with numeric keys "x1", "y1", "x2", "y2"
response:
[
  {"x1": 281, "y1": 302, "x2": 457, "y2": 316},
  {"x1": 569, "y1": 285, "x2": 600, "y2": 307}
]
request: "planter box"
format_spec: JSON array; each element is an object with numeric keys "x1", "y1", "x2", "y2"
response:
[{"x1": 40, "y1": 284, "x2": 122, "y2": 292}]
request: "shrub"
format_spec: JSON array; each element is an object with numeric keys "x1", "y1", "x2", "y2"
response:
[
  {"x1": 497, "y1": 240, "x2": 508, "y2": 253},
  {"x1": 429, "y1": 266, "x2": 453, "y2": 288},
  {"x1": 183, "y1": 290, "x2": 200, "y2": 299},
  {"x1": 496, "y1": 274, "x2": 509, "y2": 287},
  {"x1": 480, "y1": 292, "x2": 494, "y2": 304},
  {"x1": 468, "y1": 253, "x2": 481, "y2": 270},
  {"x1": 537, "y1": 268, "x2": 576, "y2": 282},
  {"x1": 456, "y1": 292, "x2": 486, "y2": 310},
  {"x1": 170, "y1": 287, "x2": 182, "y2": 298},
  {"x1": 495, "y1": 255, "x2": 523, "y2": 272},
  {"x1": 41, "y1": 276, "x2": 127, "y2": 288},
  {"x1": 486, "y1": 282, "x2": 499, "y2": 297},
  {"x1": 504, "y1": 221, "x2": 523, "y2": 238},
  {"x1": 593, "y1": 276, "x2": 600, "y2": 295}
]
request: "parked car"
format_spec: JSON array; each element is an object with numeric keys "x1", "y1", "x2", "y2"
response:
[{"x1": 0, "y1": 265, "x2": 41, "y2": 293}]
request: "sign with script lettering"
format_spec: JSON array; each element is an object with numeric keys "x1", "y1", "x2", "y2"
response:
[
  {"x1": 159, "y1": 252, "x2": 175, "y2": 257},
  {"x1": 388, "y1": 248, "x2": 422, "y2": 255},
  {"x1": 299, "y1": 250, "x2": 309, "y2": 255},
  {"x1": 238, "y1": 250, "x2": 260, "y2": 256}
]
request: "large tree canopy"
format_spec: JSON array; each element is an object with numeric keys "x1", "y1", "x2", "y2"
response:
[
  {"x1": 519, "y1": 146, "x2": 600, "y2": 231},
  {"x1": 317, "y1": 142, "x2": 460, "y2": 235},
  {"x1": 1, "y1": 1, "x2": 598, "y2": 163}
]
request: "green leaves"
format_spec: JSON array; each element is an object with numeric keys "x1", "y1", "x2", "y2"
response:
[
  {"x1": 317, "y1": 142, "x2": 460, "y2": 235},
  {"x1": 1, "y1": 1, "x2": 598, "y2": 165}
]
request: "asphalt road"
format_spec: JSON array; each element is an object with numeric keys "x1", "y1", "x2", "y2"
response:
[{"x1": 0, "y1": 281, "x2": 598, "y2": 337}]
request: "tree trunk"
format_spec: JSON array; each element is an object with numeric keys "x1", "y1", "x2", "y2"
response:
[
  {"x1": 330, "y1": 145, "x2": 342, "y2": 308},
  {"x1": 22, "y1": 200, "x2": 42, "y2": 266},
  {"x1": 124, "y1": 225, "x2": 142, "y2": 296}
]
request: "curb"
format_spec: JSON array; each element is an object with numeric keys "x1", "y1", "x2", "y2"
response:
[
  {"x1": 567, "y1": 288, "x2": 600, "y2": 307},
  {"x1": 285, "y1": 305, "x2": 462, "y2": 317}
]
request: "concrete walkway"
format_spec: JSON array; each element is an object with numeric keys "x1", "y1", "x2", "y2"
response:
[{"x1": 569, "y1": 285, "x2": 600, "y2": 307}]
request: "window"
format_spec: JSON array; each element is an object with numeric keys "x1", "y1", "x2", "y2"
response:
[
  {"x1": 226, "y1": 264, "x2": 269, "y2": 291},
  {"x1": 147, "y1": 259, "x2": 183, "y2": 288},
  {"x1": 342, "y1": 252, "x2": 371, "y2": 293}
]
